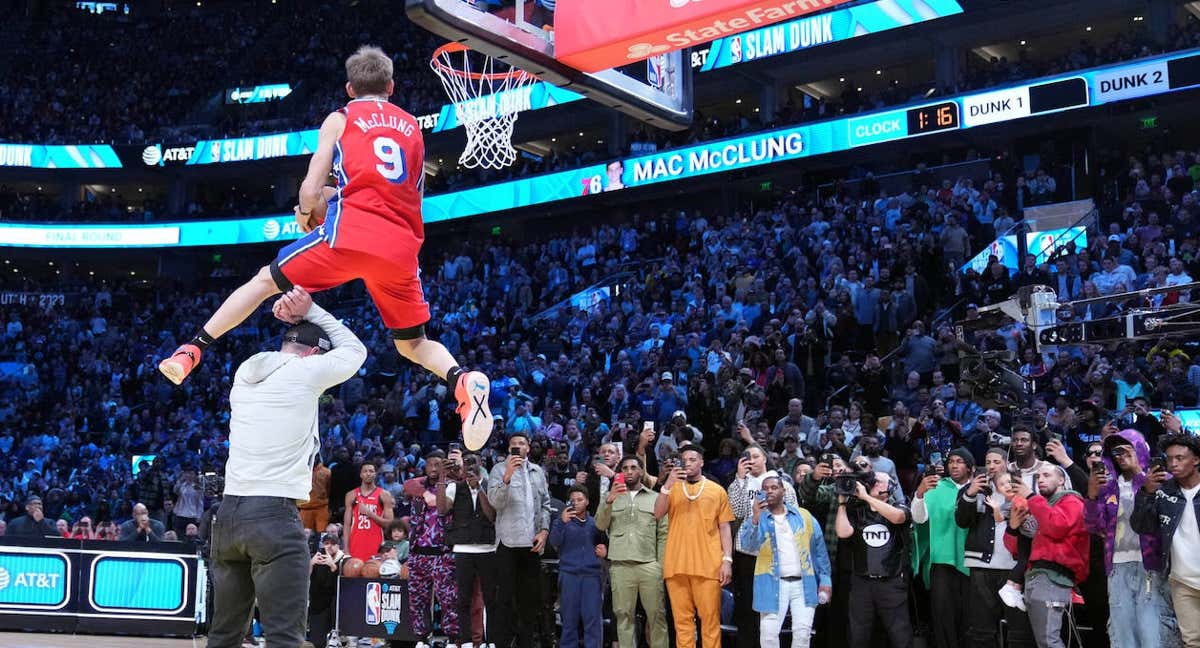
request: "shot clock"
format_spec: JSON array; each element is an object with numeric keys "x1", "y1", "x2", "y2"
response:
[{"x1": 906, "y1": 101, "x2": 959, "y2": 134}]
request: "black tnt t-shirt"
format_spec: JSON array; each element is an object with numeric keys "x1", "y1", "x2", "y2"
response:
[{"x1": 848, "y1": 503, "x2": 912, "y2": 578}]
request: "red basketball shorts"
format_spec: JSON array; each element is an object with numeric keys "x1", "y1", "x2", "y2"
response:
[{"x1": 270, "y1": 229, "x2": 431, "y2": 333}]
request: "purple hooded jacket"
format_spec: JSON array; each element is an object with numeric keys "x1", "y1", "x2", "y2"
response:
[{"x1": 1083, "y1": 428, "x2": 1164, "y2": 575}]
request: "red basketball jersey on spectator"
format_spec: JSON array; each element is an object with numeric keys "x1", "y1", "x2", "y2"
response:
[
  {"x1": 322, "y1": 98, "x2": 426, "y2": 262},
  {"x1": 348, "y1": 486, "x2": 385, "y2": 561}
]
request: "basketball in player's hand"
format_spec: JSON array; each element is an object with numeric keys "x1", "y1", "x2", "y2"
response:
[
  {"x1": 361, "y1": 560, "x2": 381, "y2": 579},
  {"x1": 342, "y1": 557, "x2": 365, "y2": 578}
]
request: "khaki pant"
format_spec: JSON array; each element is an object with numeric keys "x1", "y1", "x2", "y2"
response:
[
  {"x1": 1172, "y1": 579, "x2": 1200, "y2": 647},
  {"x1": 610, "y1": 561, "x2": 668, "y2": 648},
  {"x1": 666, "y1": 574, "x2": 722, "y2": 648}
]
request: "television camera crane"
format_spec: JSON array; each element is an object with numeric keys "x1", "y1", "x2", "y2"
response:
[{"x1": 951, "y1": 282, "x2": 1200, "y2": 409}]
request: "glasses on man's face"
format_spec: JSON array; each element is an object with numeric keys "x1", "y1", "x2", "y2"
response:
[
  {"x1": 1111, "y1": 447, "x2": 1133, "y2": 458},
  {"x1": 1086, "y1": 450, "x2": 1103, "y2": 458}
]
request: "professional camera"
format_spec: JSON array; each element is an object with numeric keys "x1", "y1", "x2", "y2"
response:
[
  {"x1": 834, "y1": 468, "x2": 876, "y2": 497},
  {"x1": 200, "y1": 471, "x2": 225, "y2": 499}
]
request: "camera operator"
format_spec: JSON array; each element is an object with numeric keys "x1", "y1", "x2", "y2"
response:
[
  {"x1": 835, "y1": 471, "x2": 913, "y2": 648},
  {"x1": 307, "y1": 533, "x2": 346, "y2": 648},
  {"x1": 912, "y1": 448, "x2": 973, "y2": 648},
  {"x1": 954, "y1": 447, "x2": 1033, "y2": 647},
  {"x1": 798, "y1": 454, "x2": 851, "y2": 648},
  {"x1": 854, "y1": 436, "x2": 905, "y2": 505}
]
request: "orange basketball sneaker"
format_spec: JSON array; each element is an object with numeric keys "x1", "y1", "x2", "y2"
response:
[
  {"x1": 158, "y1": 344, "x2": 203, "y2": 385},
  {"x1": 455, "y1": 370, "x2": 493, "y2": 451}
]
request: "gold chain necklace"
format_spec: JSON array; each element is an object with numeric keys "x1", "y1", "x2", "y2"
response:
[{"x1": 682, "y1": 477, "x2": 707, "y2": 501}]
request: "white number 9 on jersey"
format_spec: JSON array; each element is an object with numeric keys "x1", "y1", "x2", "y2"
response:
[{"x1": 373, "y1": 136, "x2": 406, "y2": 182}]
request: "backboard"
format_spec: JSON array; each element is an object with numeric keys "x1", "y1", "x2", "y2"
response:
[{"x1": 405, "y1": 0, "x2": 694, "y2": 130}]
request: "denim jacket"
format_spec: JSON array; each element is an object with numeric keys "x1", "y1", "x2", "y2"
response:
[{"x1": 738, "y1": 503, "x2": 832, "y2": 613}]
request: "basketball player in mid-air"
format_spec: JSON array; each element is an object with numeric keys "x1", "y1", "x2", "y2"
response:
[
  {"x1": 158, "y1": 45, "x2": 494, "y2": 449},
  {"x1": 345, "y1": 462, "x2": 393, "y2": 562}
]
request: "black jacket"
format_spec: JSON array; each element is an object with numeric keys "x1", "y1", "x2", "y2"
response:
[
  {"x1": 309, "y1": 553, "x2": 347, "y2": 613},
  {"x1": 1132, "y1": 478, "x2": 1200, "y2": 576},
  {"x1": 954, "y1": 488, "x2": 1004, "y2": 565},
  {"x1": 6, "y1": 515, "x2": 57, "y2": 538}
]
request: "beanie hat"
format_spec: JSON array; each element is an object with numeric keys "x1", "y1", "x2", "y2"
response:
[{"x1": 949, "y1": 447, "x2": 975, "y2": 469}]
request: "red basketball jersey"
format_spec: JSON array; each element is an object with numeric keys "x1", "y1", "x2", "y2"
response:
[
  {"x1": 348, "y1": 486, "x2": 385, "y2": 561},
  {"x1": 322, "y1": 99, "x2": 426, "y2": 261}
]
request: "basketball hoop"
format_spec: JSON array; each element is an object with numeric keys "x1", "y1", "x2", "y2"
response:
[{"x1": 431, "y1": 42, "x2": 536, "y2": 170}]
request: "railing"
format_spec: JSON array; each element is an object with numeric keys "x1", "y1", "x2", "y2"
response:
[{"x1": 815, "y1": 158, "x2": 995, "y2": 203}]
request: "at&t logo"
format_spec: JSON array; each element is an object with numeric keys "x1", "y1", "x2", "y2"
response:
[
  {"x1": 0, "y1": 565, "x2": 62, "y2": 591},
  {"x1": 141, "y1": 145, "x2": 163, "y2": 166},
  {"x1": 261, "y1": 219, "x2": 302, "y2": 241}
]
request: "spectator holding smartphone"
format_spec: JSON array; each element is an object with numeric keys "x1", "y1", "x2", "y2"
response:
[
  {"x1": 1004, "y1": 464, "x2": 1089, "y2": 648},
  {"x1": 1087, "y1": 429, "x2": 1177, "y2": 648},
  {"x1": 729, "y1": 444, "x2": 797, "y2": 648},
  {"x1": 1133, "y1": 426, "x2": 1200, "y2": 646},
  {"x1": 912, "y1": 448, "x2": 972, "y2": 648},
  {"x1": 596, "y1": 454, "x2": 669, "y2": 648},
  {"x1": 439, "y1": 449, "x2": 499, "y2": 648},
  {"x1": 954, "y1": 448, "x2": 1034, "y2": 647},
  {"x1": 655, "y1": 445, "x2": 734, "y2": 648},
  {"x1": 488, "y1": 431, "x2": 552, "y2": 648},
  {"x1": 550, "y1": 485, "x2": 606, "y2": 648},
  {"x1": 307, "y1": 533, "x2": 346, "y2": 648},
  {"x1": 739, "y1": 475, "x2": 831, "y2": 648}
]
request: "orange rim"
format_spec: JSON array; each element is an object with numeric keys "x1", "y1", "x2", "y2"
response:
[{"x1": 431, "y1": 42, "x2": 533, "y2": 82}]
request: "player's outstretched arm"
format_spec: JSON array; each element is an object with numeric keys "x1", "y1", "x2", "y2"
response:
[{"x1": 297, "y1": 112, "x2": 347, "y2": 231}]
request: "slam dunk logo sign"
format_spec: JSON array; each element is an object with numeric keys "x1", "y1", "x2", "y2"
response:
[{"x1": 365, "y1": 582, "x2": 405, "y2": 634}]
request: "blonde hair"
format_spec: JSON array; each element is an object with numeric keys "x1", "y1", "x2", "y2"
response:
[{"x1": 345, "y1": 45, "x2": 393, "y2": 96}]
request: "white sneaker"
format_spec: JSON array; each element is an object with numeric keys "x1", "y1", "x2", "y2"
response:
[
  {"x1": 999, "y1": 583, "x2": 1026, "y2": 611},
  {"x1": 455, "y1": 370, "x2": 493, "y2": 451}
]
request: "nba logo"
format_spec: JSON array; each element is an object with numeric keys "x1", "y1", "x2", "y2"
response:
[
  {"x1": 647, "y1": 55, "x2": 665, "y2": 90},
  {"x1": 1040, "y1": 234, "x2": 1055, "y2": 259},
  {"x1": 729, "y1": 36, "x2": 743, "y2": 64},
  {"x1": 365, "y1": 582, "x2": 382, "y2": 626},
  {"x1": 989, "y1": 240, "x2": 1004, "y2": 262}
]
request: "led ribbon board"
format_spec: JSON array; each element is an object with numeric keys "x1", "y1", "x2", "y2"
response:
[
  {"x1": 694, "y1": 0, "x2": 964, "y2": 70},
  {"x1": 6, "y1": 49, "x2": 1200, "y2": 246},
  {"x1": 0, "y1": 144, "x2": 121, "y2": 169}
]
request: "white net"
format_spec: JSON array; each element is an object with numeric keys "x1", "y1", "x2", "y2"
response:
[{"x1": 431, "y1": 44, "x2": 537, "y2": 170}]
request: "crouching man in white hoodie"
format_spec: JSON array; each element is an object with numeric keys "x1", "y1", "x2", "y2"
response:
[{"x1": 208, "y1": 287, "x2": 367, "y2": 648}]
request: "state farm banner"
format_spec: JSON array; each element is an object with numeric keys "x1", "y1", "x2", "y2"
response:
[{"x1": 555, "y1": 0, "x2": 854, "y2": 72}]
